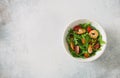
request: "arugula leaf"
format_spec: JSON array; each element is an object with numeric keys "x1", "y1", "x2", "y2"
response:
[
  {"x1": 73, "y1": 32, "x2": 81, "y2": 39},
  {"x1": 98, "y1": 35, "x2": 105, "y2": 44},
  {"x1": 80, "y1": 22, "x2": 91, "y2": 28},
  {"x1": 73, "y1": 37, "x2": 78, "y2": 45}
]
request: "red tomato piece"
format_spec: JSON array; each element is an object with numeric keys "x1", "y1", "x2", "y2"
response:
[
  {"x1": 87, "y1": 26, "x2": 92, "y2": 32},
  {"x1": 84, "y1": 53, "x2": 89, "y2": 58},
  {"x1": 94, "y1": 43, "x2": 100, "y2": 49},
  {"x1": 73, "y1": 25, "x2": 81, "y2": 31}
]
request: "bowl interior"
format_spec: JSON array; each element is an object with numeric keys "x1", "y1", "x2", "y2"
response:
[{"x1": 63, "y1": 19, "x2": 107, "y2": 62}]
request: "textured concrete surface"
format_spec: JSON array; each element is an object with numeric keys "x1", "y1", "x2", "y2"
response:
[{"x1": 0, "y1": 0, "x2": 120, "y2": 78}]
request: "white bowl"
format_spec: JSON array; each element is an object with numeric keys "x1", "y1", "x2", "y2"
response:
[{"x1": 63, "y1": 19, "x2": 107, "y2": 62}]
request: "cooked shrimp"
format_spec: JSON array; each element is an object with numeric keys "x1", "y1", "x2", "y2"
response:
[
  {"x1": 81, "y1": 38, "x2": 86, "y2": 44},
  {"x1": 75, "y1": 46, "x2": 80, "y2": 54},
  {"x1": 89, "y1": 30, "x2": 98, "y2": 39},
  {"x1": 70, "y1": 42, "x2": 74, "y2": 50},
  {"x1": 77, "y1": 29, "x2": 86, "y2": 34},
  {"x1": 88, "y1": 45, "x2": 93, "y2": 54}
]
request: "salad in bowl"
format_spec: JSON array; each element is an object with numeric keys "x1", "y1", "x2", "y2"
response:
[{"x1": 63, "y1": 19, "x2": 107, "y2": 62}]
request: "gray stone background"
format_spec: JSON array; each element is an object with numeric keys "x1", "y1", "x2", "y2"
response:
[{"x1": 0, "y1": 0, "x2": 120, "y2": 78}]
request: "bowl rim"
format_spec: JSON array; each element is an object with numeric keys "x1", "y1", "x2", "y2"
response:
[{"x1": 63, "y1": 19, "x2": 107, "y2": 62}]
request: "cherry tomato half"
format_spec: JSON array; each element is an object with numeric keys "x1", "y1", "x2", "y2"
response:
[
  {"x1": 87, "y1": 26, "x2": 92, "y2": 32},
  {"x1": 73, "y1": 25, "x2": 81, "y2": 31}
]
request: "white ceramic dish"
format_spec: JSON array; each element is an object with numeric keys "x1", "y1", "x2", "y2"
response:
[{"x1": 63, "y1": 19, "x2": 107, "y2": 62}]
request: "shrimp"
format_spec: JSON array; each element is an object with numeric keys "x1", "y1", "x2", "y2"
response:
[
  {"x1": 76, "y1": 28, "x2": 86, "y2": 34},
  {"x1": 75, "y1": 46, "x2": 80, "y2": 54},
  {"x1": 81, "y1": 38, "x2": 86, "y2": 44},
  {"x1": 88, "y1": 45, "x2": 93, "y2": 54},
  {"x1": 70, "y1": 42, "x2": 75, "y2": 50},
  {"x1": 89, "y1": 30, "x2": 98, "y2": 39}
]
